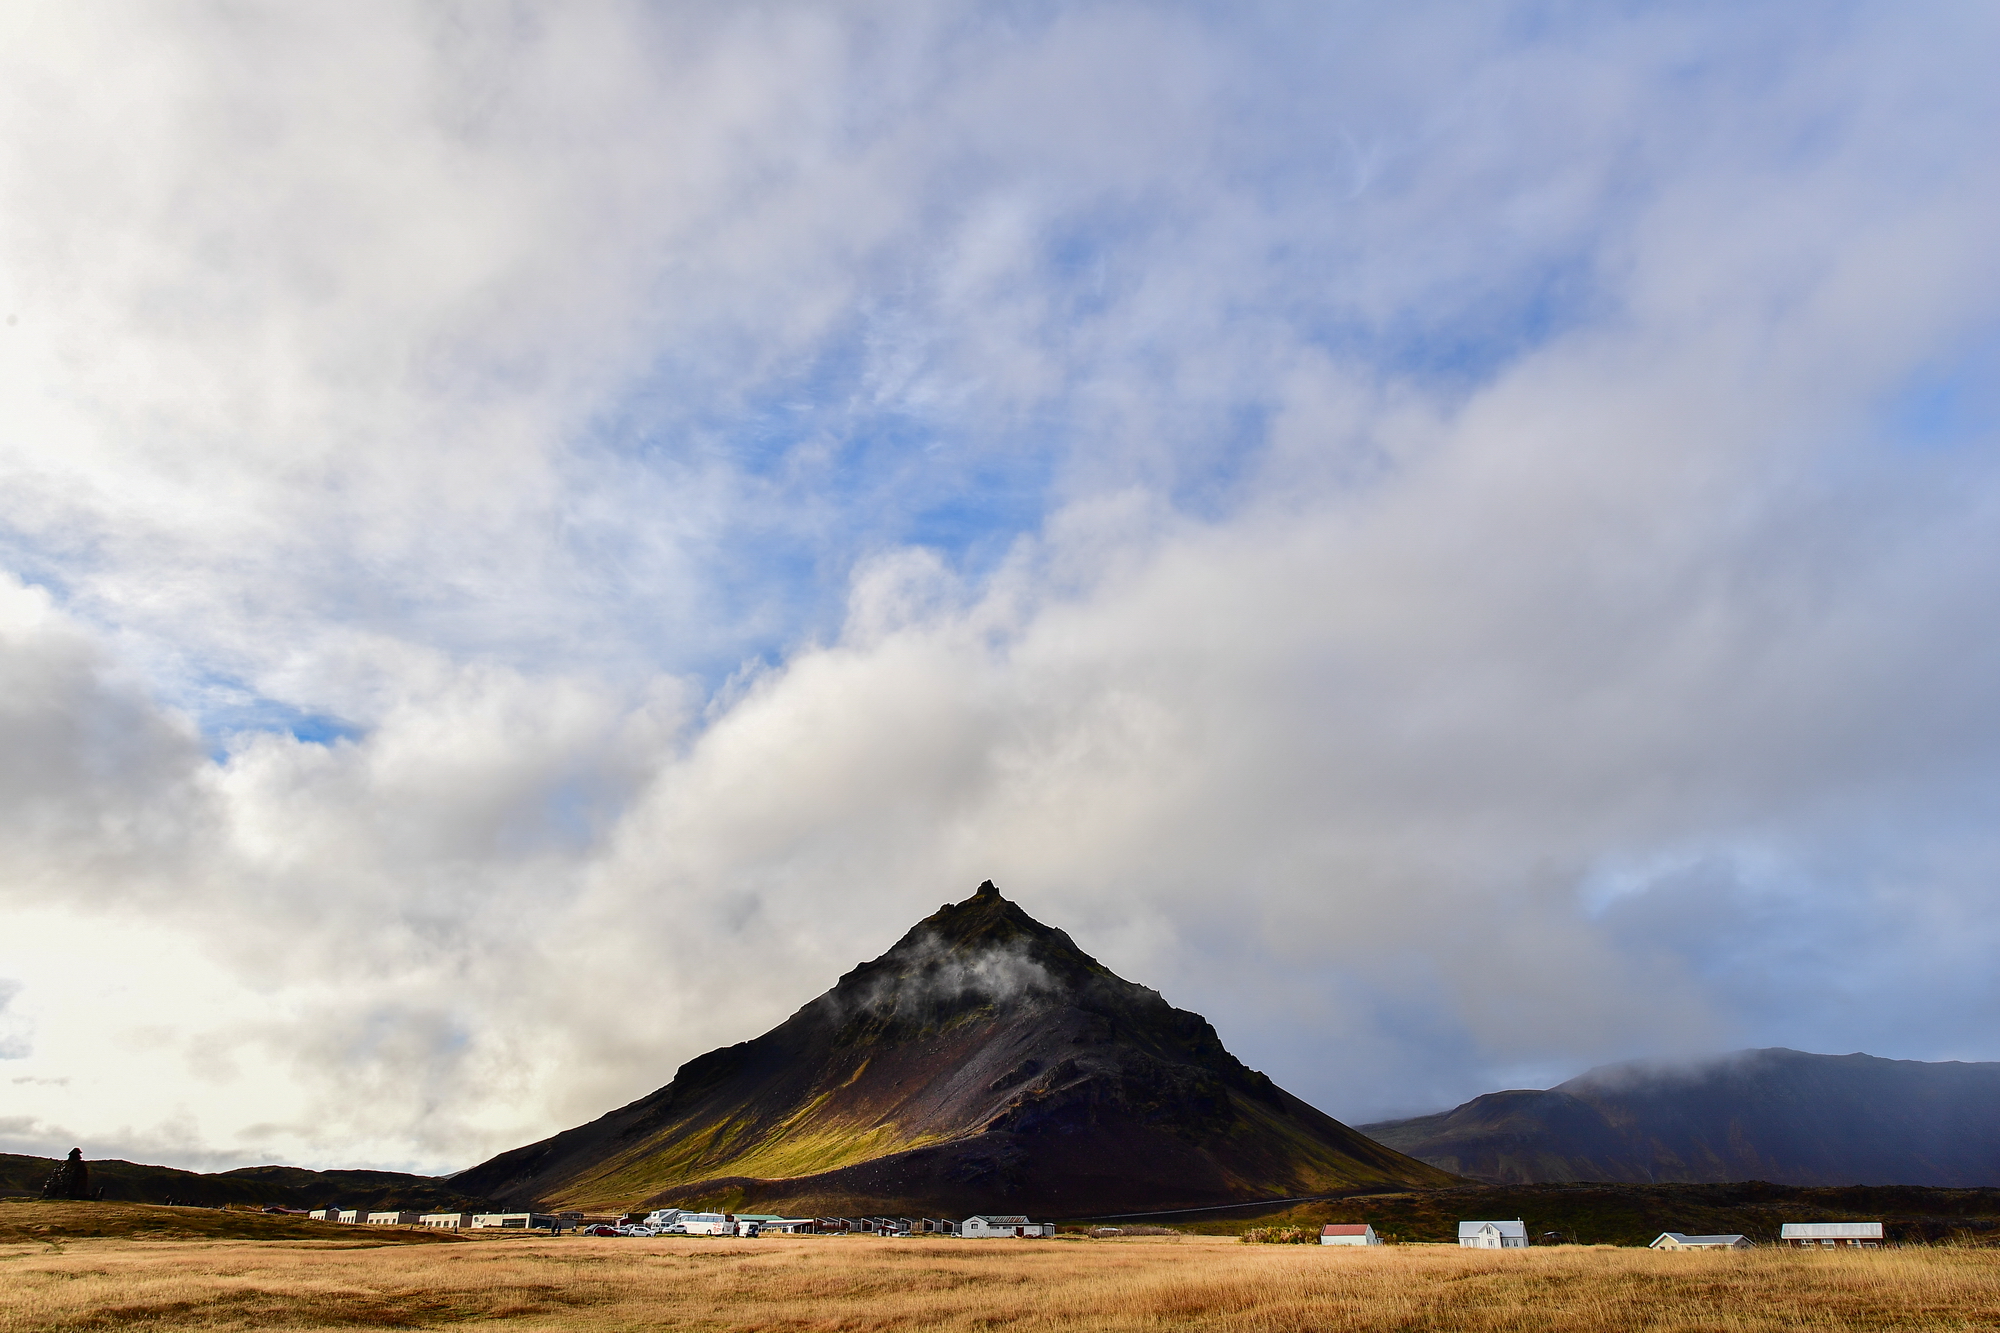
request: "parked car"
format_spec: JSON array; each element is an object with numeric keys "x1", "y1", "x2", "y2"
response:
[{"x1": 581, "y1": 1224, "x2": 619, "y2": 1237}]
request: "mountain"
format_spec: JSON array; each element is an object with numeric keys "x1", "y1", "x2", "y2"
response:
[
  {"x1": 455, "y1": 881, "x2": 1453, "y2": 1215},
  {"x1": 0, "y1": 1153, "x2": 491, "y2": 1212},
  {"x1": 1360, "y1": 1048, "x2": 2000, "y2": 1187}
]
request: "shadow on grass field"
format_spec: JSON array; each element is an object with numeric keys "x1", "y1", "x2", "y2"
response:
[{"x1": 2, "y1": 1232, "x2": 1998, "y2": 1332}]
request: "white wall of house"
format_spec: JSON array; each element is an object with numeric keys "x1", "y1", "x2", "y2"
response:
[{"x1": 961, "y1": 1215, "x2": 1052, "y2": 1237}]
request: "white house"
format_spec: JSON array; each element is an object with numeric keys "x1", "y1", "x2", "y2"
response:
[
  {"x1": 1650, "y1": 1233, "x2": 1750, "y2": 1250},
  {"x1": 962, "y1": 1215, "x2": 1055, "y2": 1237},
  {"x1": 1320, "y1": 1224, "x2": 1381, "y2": 1246},
  {"x1": 1780, "y1": 1222, "x2": 1883, "y2": 1248},
  {"x1": 336, "y1": 1209, "x2": 365, "y2": 1224},
  {"x1": 308, "y1": 1209, "x2": 338, "y2": 1222},
  {"x1": 367, "y1": 1211, "x2": 421, "y2": 1225},
  {"x1": 1458, "y1": 1220, "x2": 1528, "y2": 1249},
  {"x1": 419, "y1": 1213, "x2": 474, "y2": 1229}
]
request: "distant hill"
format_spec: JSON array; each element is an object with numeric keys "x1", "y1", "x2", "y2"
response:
[
  {"x1": 0, "y1": 1153, "x2": 491, "y2": 1212},
  {"x1": 1156, "y1": 1181, "x2": 2000, "y2": 1247},
  {"x1": 0, "y1": 1199, "x2": 463, "y2": 1245},
  {"x1": 1360, "y1": 1048, "x2": 2000, "y2": 1186},
  {"x1": 455, "y1": 881, "x2": 1453, "y2": 1215}
]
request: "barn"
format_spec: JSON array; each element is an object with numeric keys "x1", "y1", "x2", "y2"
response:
[
  {"x1": 1780, "y1": 1222, "x2": 1883, "y2": 1248},
  {"x1": 962, "y1": 1215, "x2": 1055, "y2": 1237},
  {"x1": 1650, "y1": 1232, "x2": 1751, "y2": 1250},
  {"x1": 1320, "y1": 1224, "x2": 1381, "y2": 1246}
]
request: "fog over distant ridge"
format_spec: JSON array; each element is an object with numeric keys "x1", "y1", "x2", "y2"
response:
[{"x1": 2, "y1": 2, "x2": 1999, "y2": 1173}]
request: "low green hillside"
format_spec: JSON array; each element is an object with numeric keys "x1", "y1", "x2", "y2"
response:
[
  {"x1": 0, "y1": 1199, "x2": 465, "y2": 1245},
  {"x1": 0, "y1": 1153, "x2": 490, "y2": 1213}
]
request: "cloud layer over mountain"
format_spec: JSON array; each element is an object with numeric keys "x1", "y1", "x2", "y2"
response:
[{"x1": 2, "y1": 1, "x2": 1998, "y2": 1173}]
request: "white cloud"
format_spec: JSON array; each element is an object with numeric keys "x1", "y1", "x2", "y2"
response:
[{"x1": 0, "y1": 2, "x2": 1997, "y2": 1170}]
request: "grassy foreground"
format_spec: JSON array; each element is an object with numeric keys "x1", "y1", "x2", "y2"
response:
[{"x1": 3, "y1": 1232, "x2": 1997, "y2": 1332}]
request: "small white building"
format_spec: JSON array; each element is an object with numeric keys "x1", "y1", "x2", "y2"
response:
[
  {"x1": 961, "y1": 1215, "x2": 1054, "y2": 1238},
  {"x1": 1458, "y1": 1220, "x2": 1528, "y2": 1249},
  {"x1": 1780, "y1": 1222, "x2": 1883, "y2": 1249},
  {"x1": 367, "y1": 1211, "x2": 421, "y2": 1225},
  {"x1": 420, "y1": 1213, "x2": 475, "y2": 1229},
  {"x1": 308, "y1": 1209, "x2": 339, "y2": 1222},
  {"x1": 471, "y1": 1212, "x2": 560, "y2": 1231},
  {"x1": 1320, "y1": 1224, "x2": 1381, "y2": 1246},
  {"x1": 1650, "y1": 1233, "x2": 1751, "y2": 1250},
  {"x1": 336, "y1": 1209, "x2": 365, "y2": 1224}
]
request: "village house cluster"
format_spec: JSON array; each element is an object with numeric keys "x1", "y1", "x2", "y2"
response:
[
  {"x1": 305, "y1": 1207, "x2": 1056, "y2": 1238},
  {"x1": 304, "y1": 1207, "x2": 1885, "y2": 1246}
]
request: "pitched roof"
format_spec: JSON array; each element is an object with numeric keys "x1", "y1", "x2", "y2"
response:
[
  {"x1": 1457, "y1": 1220, "x2": 1527, "y2": 1238},
  {"x1": 1321, "y1": 1224, "x2": 1372, "y2": 1235}
]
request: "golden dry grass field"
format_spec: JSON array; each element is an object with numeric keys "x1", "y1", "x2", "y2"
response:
[{"x1": 4, "y1": 1224, "x2": 1999, "y2": 1333}]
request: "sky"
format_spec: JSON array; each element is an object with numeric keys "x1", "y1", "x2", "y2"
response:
[{"x1": 2, "y1": 1, "x2": 1999, "y2": 1176}]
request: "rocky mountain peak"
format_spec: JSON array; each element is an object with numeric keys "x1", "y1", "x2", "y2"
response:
[
  {"x1": 453, "y1": 878, "x2": 1453, "y2": 1215},
  {"x1": 818, "y1": 882, "x2": 1121, "y2": 1038}
]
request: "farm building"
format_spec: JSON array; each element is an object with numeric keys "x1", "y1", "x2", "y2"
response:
[
  {"x1": 470, "y1": 1213, "x2": 562, "y2": 1230},
  {"x1": 1458, "y1": 1220, "x2": 1528, "y2": 1249},
  {"x1": 307, "y1": 1209, "x2": 338, "y2": 1221},
  {"x1": 336, "y1": 1209, "x2": 364, "y2": 1224},
  {"x1": 1780, "y1": 1222, "x2": 1883, "y2": 1248},
  {"x1": 1650, "y1": 1233, "x2": 1751, "y2": 1250},
  {"x1": 962, "y1": 1215, "x2": 1055, "y2": 1237},
  {"x1": 1321, "y1": 1224, "x2": 1381, "y2": 1246},
  {"x1": 419, "y1": 1213, "x2": 474, "y2": 1229},
  {"x1": 367, "y1": 1211, "x2": 421, "y2": 1225}
]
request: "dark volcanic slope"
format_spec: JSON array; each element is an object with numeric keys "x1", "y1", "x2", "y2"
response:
[
  {"x1": 456, "y1": 882, "x2": 1452, "y2": 1214},
  {"x1": 1361, "y1": 1048, "x2": 2000, "y2": 1186}
]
